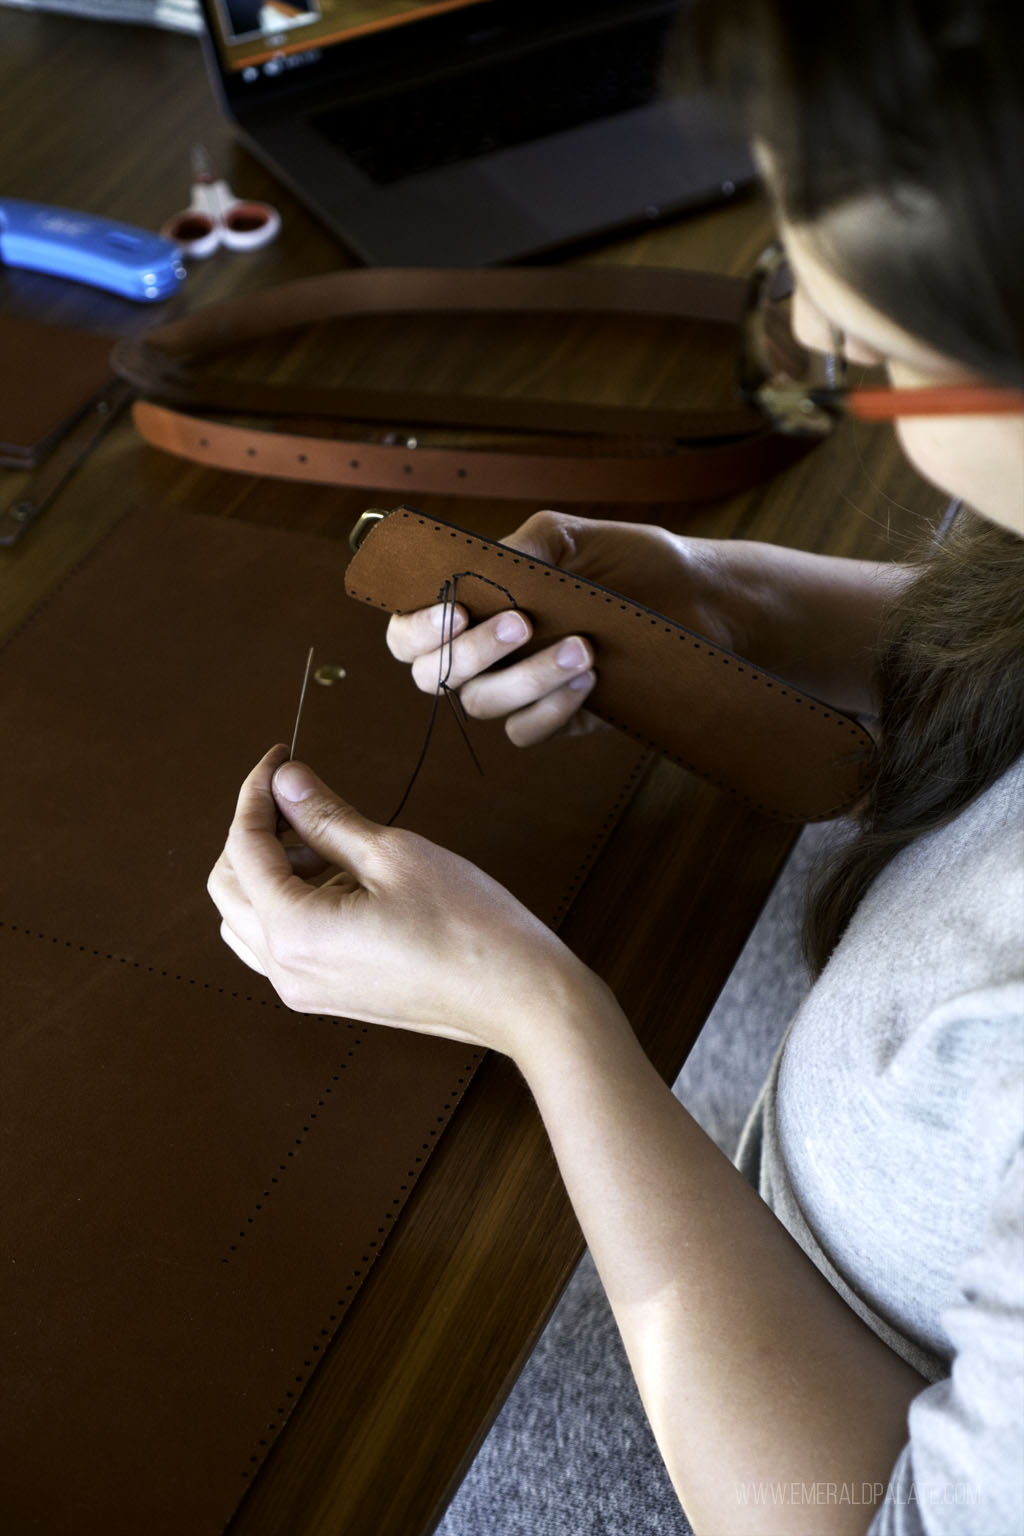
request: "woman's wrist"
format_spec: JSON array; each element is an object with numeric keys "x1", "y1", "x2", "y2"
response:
[
  {"x1": 507, "y1": 955, "x2": 636, "y2": 1087},
  {"x1": 676, "y1": 536, "x2": 751, "y2": 654},
  {"x1": 679, "y1": 538, "x2": 914, "y2": 712}
]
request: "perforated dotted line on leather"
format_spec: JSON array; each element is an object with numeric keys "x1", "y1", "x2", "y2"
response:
[
  {"x1": 220, "y1": 1021, "x2": 369, "y2": 1265},
  {"x1": 548, "y1": 750, "x2": 652, "y2": 929},
  {"x1": 238, "y1": 1049, "x2": 484, "y2": 1484},
  {"x1": 0, "y1": 920, "x2": 288, "y2": 1008},
  {"x1": 594, "y1": 634, "x2": 870, "y2": 821}
]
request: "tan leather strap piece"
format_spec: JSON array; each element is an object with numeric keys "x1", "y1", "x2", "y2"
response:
[
  {"x1": 114, "y1": 266, "x2": 817, "y2": 504},
  {"x1": 345, "y1": 507, "x2": 876, "y2": 822},
  {"x1": 131, "y1": 399, "x2": 809, "y2": 504}
]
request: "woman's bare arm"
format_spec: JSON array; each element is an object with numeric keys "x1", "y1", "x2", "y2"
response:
[{"x1": 211, "y1": 750, "x2": 927, "y2": 1536}]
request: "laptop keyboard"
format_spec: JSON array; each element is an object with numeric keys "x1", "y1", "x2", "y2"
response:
[{"x1": 310, "y1": 15, "x2": 674, "y2": 186}]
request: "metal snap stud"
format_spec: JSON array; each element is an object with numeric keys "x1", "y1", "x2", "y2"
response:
[{"x1": 314, "y1": 664, "x2": 347, "y2": 686}]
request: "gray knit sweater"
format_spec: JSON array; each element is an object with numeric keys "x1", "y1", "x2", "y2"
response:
[
  {"x1": 737, "y1": 754, "x2": 1024, "y2": 1535},
  {"x1": 436, "y1": 762, "x2": 1023, "y2": 1536}
]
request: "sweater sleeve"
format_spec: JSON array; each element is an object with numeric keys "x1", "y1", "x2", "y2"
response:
[{"x1": 869, "y1": 1141, "x2": 1024, "y2": 1536}]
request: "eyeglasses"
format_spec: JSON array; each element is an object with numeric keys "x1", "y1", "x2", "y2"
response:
[{"x1": 740, "y1": 242, "x2": 1024, "y2": 437}]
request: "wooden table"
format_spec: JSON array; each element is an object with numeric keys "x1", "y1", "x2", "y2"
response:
[{"x1": 0, "y1": 13, "x2": 945, "y2": 1534}]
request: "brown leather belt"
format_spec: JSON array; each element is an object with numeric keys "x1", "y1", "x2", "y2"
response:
[{"x1": 112, "y1": 267, "x2": 815, "y2": 503}]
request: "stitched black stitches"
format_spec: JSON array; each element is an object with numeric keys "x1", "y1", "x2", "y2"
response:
[
  {"x1": 548, "y1": 754, "x2": 651, "y2": 928},
  {"x1": 447, "y1": 569, "x2": 520, "y2": 609}
]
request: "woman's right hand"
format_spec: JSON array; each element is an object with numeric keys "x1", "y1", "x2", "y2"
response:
[{"x1": 385, "y1": 510, "x2": 732, "y2": 748}]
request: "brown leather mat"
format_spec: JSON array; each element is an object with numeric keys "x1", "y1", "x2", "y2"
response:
[
  {"x1": 0, "y1": 507, "x2": 648, "y2": 1536},
  {"x1": 0, "y1": 314, "x2": 115, "y2": 468}
]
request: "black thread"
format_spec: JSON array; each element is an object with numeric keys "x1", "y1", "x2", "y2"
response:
[
  {"x1": 384, "y1": 574, "x2": 483, "y2": 826},
  {"x1": 449, "y1": 568, "x2": 520, "y2": 609}
]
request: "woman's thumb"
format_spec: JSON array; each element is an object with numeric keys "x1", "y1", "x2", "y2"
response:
[{"x1": 272, "y1": 760, "x2": 379, "y2": 863}]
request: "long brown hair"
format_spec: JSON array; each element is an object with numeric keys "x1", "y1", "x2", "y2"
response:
[
  {"x1": 674, "y1": 0, "x2": 1024, "y2": 389},
  {"x1": 804, "y1": 514, "x2": 1024, "y2": 972},
  {"x1": 671, "y1": 0, "x2": 1024, "y2": 971}
]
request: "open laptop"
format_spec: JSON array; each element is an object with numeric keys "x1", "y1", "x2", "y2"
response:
[{"x1": 197, "y1": 0, "x2": 754, "y2": 266}]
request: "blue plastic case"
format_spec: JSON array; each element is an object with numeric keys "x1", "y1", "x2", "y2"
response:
[{"x1": 0, "y1": 198, "x2": 185, "y2": 302}]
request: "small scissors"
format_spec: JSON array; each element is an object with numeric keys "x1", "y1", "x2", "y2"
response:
[{"x1": 161, "y1": 143, "x2": 281, "y2": 260}]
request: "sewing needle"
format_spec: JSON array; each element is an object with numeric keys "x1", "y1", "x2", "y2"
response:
[{"x1": 289, "y1": 645, "x2": 315, "y2": 761}]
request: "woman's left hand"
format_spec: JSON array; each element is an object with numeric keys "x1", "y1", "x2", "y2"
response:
[{"x1": 208, "y1": 744, "x2": 596, "y2": 1058}]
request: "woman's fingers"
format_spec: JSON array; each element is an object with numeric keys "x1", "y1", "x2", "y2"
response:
[
  {"x1": 221, "y1": 743, "x2": 295, "y2": 894},
  {"x1": 283, "y1": 840, "x2": 333, "y2": 879},
  {"x1": 459, "y1": 635, "x2": 594, "y2": 719},
  {"x1": 208, "y1": 847, "x2": 270, "y2": 969},
  {"x1": 383, "y1": 509, "x2": 601, "y2": 745},
  {"x1": 210, "y1": 754, "x2": 382, "y2": 989},
  {"x1": 389, "y1": 601, "x2": 596, "y2": 743},
  {"x1": 383, "y1": 510, "x2": 567, "y2": 666},
  {"x1": 218, "y1": 917, "x2": 268, "y2": 977},
  {"x1": 386, "y1": 602, "x2": 468, "y2": 661},
  {"x1": 406, "y1": 608, "x2": 536, "y2": 694},
  {"x1": 504, "y1": 671, "x2": 598, "y2": 746}
]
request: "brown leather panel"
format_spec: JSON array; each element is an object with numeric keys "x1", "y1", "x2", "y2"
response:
[
  {"x1": 346, "y1": 508, "x2": 876, "y2": 822},
  {"x1": 0, "y1": 314, "x2": 116, "y2": 467},
  {"x1": 1, "y1": 934, "x2": 478, "y2": 1535},
  {"x1": 0, "y1": 507, "x2": 647, "y2": 1535},
  {"x1": 0, "y1": 378, "x2": 134, "y2": 547}
]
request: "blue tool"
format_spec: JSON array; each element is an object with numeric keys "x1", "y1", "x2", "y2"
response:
[{"x1": 0, "y1": 198, "x2": 185, "y2": 302}]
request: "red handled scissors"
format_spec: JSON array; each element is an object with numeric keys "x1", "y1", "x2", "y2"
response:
[{"x1": 161, "y1": 143, "x2": 281, "y2": 260}]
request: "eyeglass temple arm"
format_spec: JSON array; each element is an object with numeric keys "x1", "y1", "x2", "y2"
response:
[{"x1": 845, "y1": 384, "x2": 1024, "y2": 421}]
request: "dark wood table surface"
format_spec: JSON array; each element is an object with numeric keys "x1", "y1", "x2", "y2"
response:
[{"x1": 0, "y1": 12, "x2": 945, "y2": 1534}]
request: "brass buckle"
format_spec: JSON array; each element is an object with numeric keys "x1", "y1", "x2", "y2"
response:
[{"x1": 348, "y1": 507, "x2": 389, "y2": 554}]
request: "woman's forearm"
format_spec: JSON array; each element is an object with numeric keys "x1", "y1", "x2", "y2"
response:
[
  {"x1": 685, "y1": 538, "x2": 915, "y2": 716},
  {"x1": 212, "y1": 743, "x2": 927, "y2": 1532},
  {"x1": 516, "y1": 976, "x2": 925, "y2": 1535}
]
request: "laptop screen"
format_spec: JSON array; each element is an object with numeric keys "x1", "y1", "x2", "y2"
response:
[{"x1": 205, "y1": 0, "x2": 491, "y2": 75}]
